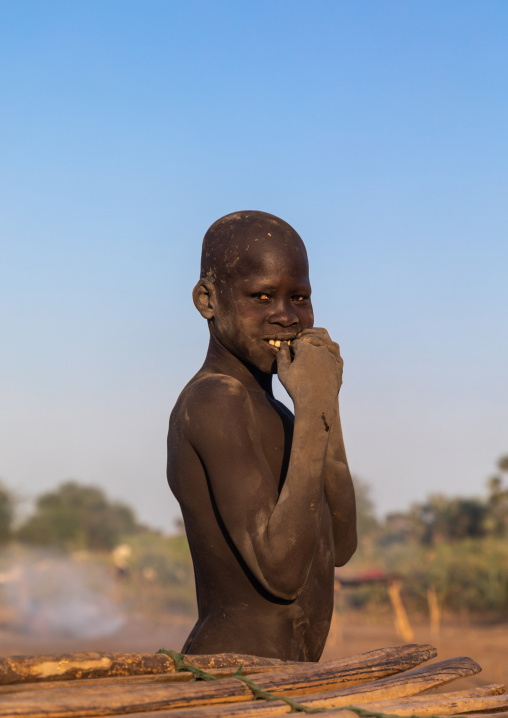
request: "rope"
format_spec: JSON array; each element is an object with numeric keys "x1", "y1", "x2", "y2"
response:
[
  {"x1": 157, "y1": 649, "x2": 220, "y2": 682},
  {"x1": 156, "y1": 648, "x2": 445, "y2": 717}
]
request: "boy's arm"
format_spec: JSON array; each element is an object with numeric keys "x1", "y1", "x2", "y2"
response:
[
  {"x1": 298, "y1": 329, "x2": 357, "y2": 566},
  {"x1": 182, "y1": 340, "x2": 339, "y2": 601},
  {"x1": 323, "y1": 402, "x2": 357, "y2": 565}
]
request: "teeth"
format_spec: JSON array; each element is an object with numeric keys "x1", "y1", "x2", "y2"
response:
[{"x1": 268, "y1": 339, "x2": 290, "y2": 347}]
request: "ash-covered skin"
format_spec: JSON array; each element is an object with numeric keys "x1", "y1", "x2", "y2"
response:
[{"x1": 167, "y1": 210, "x2": 357, "y2": 661}]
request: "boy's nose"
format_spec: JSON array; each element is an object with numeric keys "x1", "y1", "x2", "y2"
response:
[{"x1": 268, "y1": 301, "x2": 298, "y2": 326}]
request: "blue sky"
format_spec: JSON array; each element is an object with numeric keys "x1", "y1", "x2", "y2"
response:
[{"x1": 1, "y1": 0, "x2": 507, "y2": 530}]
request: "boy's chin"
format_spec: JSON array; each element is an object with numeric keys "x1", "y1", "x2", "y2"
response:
[
  {"x1": 245, "y1": 356, "x2": 277, "y2": 375},
  {"x1": 259, "y1": 355, "x2": 278, "y2": 375}
]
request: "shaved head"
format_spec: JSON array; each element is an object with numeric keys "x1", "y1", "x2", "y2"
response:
[{"x1": 200, "y1": 210, "x2": 308, "y2": 287}]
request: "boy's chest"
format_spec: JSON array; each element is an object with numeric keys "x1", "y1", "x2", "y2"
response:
[{"x1": 250, "y1": 393, "x2": 294, "y2": 490}]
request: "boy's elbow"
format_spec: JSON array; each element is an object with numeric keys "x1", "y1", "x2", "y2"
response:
[
  {"x1": 260, "y1": 567, "x2": 308, "y2": 602},
  {"x1": 270, "y1": 585, "x2": 302, "y2": 601},
  {"x1": 334, "y1": 531, "x2": 357, "y2": 567}
]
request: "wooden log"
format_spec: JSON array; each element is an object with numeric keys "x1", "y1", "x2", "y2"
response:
[
  {"x1": 427, "y1": 586, "x2": 441, "y2": 639},
  {"x1": 315, "y1": 655, "x2": 483, "y2": 706},
  {"x1": 366, "y1": 682, "x2": 505, "y2": 702},
  {"x1": 202, "y1": 687, "x2": 508, "y2": 718},
  {"x1": 123, "y1": 655, "x2": 481, "y2": 718},
  {"x1": 352, "y1": 687, "x2": 508, "y2": 717},
  {"x1": 226, "y1": 689, "x2": 508, "y2": 718},
  {"x1": 126, "y1": 658, "x2": 481, "y2": 718},
  {"x1": 0, "y1": 652, "x2": 293, "y2": 686},
  {"x1": 388, "y1": 579, "x2": 414, "y2": 642},
  {"x1": 0, "y1": 664, "x2": 299, "y2": 695},
  {"x1": 0, "y1": 643, "x2": 436, "y2": 718}
]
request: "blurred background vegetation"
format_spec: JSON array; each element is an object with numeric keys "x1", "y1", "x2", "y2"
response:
[{"x1": 1, "y1": 454, "x2": 508, "y2": 625}]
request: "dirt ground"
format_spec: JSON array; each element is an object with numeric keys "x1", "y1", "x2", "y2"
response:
[{"x1": 1, "y1": 612, "x2": 507, "y2": 691}]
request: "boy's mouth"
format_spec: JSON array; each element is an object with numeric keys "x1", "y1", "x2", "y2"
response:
[{"x1": 264, "y1": 338, "x2": 293, "y2": 353}]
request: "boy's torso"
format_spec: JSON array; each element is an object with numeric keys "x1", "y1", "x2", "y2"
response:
[{"x1": 167, "y1": 370, "x2": 335, "y2": 661}]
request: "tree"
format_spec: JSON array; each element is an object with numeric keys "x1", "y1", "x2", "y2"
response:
[
  {"x1": 498, "y1": 455, "x2": 508, "y2": 473},
  {"x1": 17, "y1": 481, "x2": 140, "y2": 551},
  {"x1": 0, "y1": 481, "x2": 14, "y2": 544},
  {"x1": 410, "y1": 494, "x2": 487, "y2": 545},
  {"x1": 485, "y1": 454, "x2": 508, "y2": 536},
  {"x1": 353, "y1": 477, "x2": 379, "y2": 538}
]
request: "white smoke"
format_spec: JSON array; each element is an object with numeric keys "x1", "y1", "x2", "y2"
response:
[{"x1": 0, "y1": 547, "x2": 125, "y2": 638}]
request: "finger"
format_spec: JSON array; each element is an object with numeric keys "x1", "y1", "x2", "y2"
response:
[
  {"x1": 297, "y1": 335, "x2": 341, "y2": 360},
  {"x1": 297, "y1": 327, "x2": 332, "y2": 341},
  {"x1": 299, "y1": 336, "x2": 326, "y2": 346},
  {"x1": 290, "y1": 337, "x2": 322, "y2": 361},
  {"x1": 276, "y1": 340, "x2": 292, "y2": 373},
  {"x1": 287, "y1": 337, "x2": 307, "y2": 359},
  {"x1": 297, "y1": 328, "x2": 336, "y2": 348}
]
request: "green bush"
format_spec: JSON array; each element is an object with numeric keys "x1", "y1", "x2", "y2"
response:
[
  {"x1": 17, "y1": 481, "x2": 140, "y2": 552},
  {"x1": 0, "y1": 482, "x2": 14, "y2": 545},
  {"x1": 341, "y1": 536, "x2": 508, "y2": 617}
]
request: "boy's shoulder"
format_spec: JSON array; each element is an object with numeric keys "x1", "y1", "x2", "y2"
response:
[
  {"x1": 181, "y1": 370, "x2": 249, "y2": 402},
  {"x1": 170, "y1": 371, "x2": 252, "y2": 433}
]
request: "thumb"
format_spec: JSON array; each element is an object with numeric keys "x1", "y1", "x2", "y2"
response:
[{"x1": 276, "y1": 341, "x2": 292, "y2": 376}]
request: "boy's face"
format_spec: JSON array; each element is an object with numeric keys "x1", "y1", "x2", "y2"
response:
[{"x1": 211, "y1": 238, "x2": 314, "y2": 374}]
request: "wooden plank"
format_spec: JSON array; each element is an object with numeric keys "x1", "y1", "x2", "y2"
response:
[
  {"x1": 224, "y1": 691, "x2": 508, "y2": 718},
  {"x1": 213, "y1": 643, "x2": 437, "y2": 698},
  {"x1": 0, "y1": 664, "x2": 298, "y2": 695},
  {"x1": 314, "y1": 655, "x2": 483, "y2": 706},
  {"x1": 365, "y1": 683, "x2": 505, "y2": 702},
  {"x1": 0, "y1": 644, "x2": 436, "y2": 718},
  {"x1": 352, "y1": 689, "x2": 508, "y2": 717},
  {"x1": 0, "y1": 652, "x2": 294, "y2": 686},
  {"x1": 125, "y1": 655, "x2": 482, "y2": 718}
]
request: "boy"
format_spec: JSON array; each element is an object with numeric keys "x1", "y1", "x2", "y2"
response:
[{"x1": 167, "y1": 210, "x2": 356, "y2": 661}]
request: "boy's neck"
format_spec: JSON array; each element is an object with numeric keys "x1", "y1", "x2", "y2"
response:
[{"x1": 203, "y1": 334, "x2": 274, "y2": 396}]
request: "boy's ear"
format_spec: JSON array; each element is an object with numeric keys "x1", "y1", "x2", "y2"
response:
[{"x1": 192, "y1": 279, "x2": 216, "y2": 319}]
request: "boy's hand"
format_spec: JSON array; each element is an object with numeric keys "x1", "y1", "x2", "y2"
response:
[
  {"x1": 276, "y1": 327, "x2": 343, "y2": 410},
  {"x1": 297, "y1": 328, "x2": 343, "y2": 364}
]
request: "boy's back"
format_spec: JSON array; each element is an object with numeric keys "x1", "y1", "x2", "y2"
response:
[{"x1": 167, "y1": 211, "x2": 356, "y2": 661}]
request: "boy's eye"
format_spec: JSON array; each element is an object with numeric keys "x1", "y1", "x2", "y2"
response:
[
  {"x1": 292, "y1": 295, "x2": 308, "y2": 302},
  {"x1": 252, "y1": 293, "x2": 270, "y2": 301}
]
